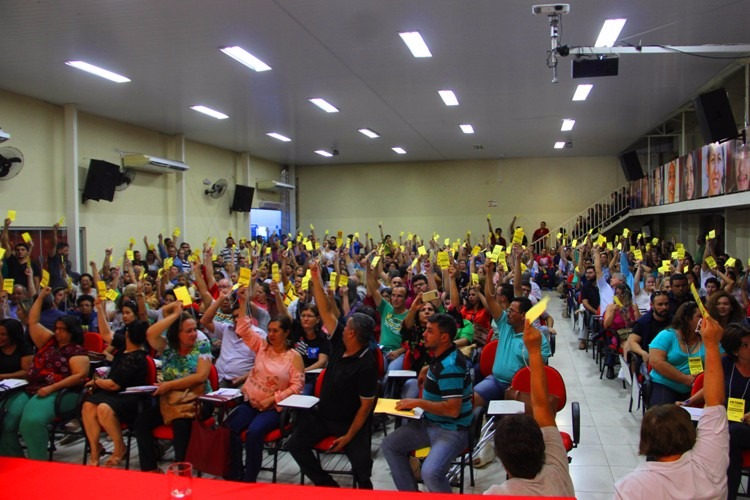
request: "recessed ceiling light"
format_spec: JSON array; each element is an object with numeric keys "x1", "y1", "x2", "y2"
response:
[
  {"x1": 309, "y1": 98, "x2": 339, "y2": 113},
  {"x1": 358, "y1": 128, "x2": 380, "y2": 139},
  {"x1": 594, "y1": 19, "x2": 627, "y2": 47},
  {"x1": 190, "y1": 105, "x2": 229, "y2": 119},
  {"x1": 561, "y1": 119, "x2": 576, "y2": 131},
  {"x1": 315, "y1": 150, "x2": 333, "y2": 157},
  {"x1": 220, "y1": 46, "x2": 272, "y2": 72},
  {"x1": 267, "y1": 132, "x2": 291, "y2": 142},
  {"x1": 554, "y1": 141, "x2": 566, "y2": 149},
  {"x1": 398, "y1": 31, "x2": 432, "y2": 58},
  {"x1": 572, "y1": 84, "x2": 593, "y2": 101},
  {"x1": 438, "y1": 90, "x2": 459, "y2": 106},
  {"x1": 460, "y1": 124, "x2": 475, "y2": 134},
  {"x1": 392, "y1": 147, "x2": 407, "y2": 154},
  {"x1": 64, "y1": 61, "x2": 130, "y2": 83}
]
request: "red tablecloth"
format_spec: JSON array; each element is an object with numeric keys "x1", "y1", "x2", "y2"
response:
[{"x1": 0, "y1": 457, "x2": 572, "y2": 499}]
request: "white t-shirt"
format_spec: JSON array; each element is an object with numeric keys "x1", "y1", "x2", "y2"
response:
[
  {"x1": 484, "y1": 426, "x2": 575, "y2": 497},
  {"x1": 614, "y1": 405, "x2": 729, "y2": 500}
]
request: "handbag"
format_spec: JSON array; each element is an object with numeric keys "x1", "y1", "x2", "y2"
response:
[
  {"x1": 504, "y1": 387, "x2": 560, "y2": 416},
  {"x1": 159, "y1": 384, "x2": 205, "y2": 424},
  {"x1": 185, "y1": 418, "x2": 231, "y2": 477}
]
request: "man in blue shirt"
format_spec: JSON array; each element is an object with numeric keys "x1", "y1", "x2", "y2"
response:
[{"x1": 381, "y1": 313, "x2": 473, "y2": 493}]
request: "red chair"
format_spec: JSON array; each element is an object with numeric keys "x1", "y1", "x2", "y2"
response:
[
  {"x1": 690, "y1": 372, "x2": 705, "y2": 404},
  {"x1": 479, "y1": 340, "x2": 498, "y2": 379},
  {"x1": 508, "y1": 366, "x2": 580, "y2": 459},
  {"x1": 83, "y1": 332, "x2": 104, "y2": 353}
]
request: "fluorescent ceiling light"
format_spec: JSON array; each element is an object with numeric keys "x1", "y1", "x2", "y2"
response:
[
  {"x1": 315, "y1": 150, "x2": 333, "y2": 157},
  {"x1": 561, "y1": 119, "x2": 576, "y2": 131},
  {"x1": 190, "y1": 105, "x2": 229, "y2": 120},
  {"x1": 64, "y1": 60, "x2": 130, "y2": 83},
  {"x1": 572, "y1": 84, "x2": 593, "y2": 101},
  {"x1": 438, "y1": 90, "x2": 459, "y2": 106},
  {"x1": 267, "y1": 132, "x2": 291, "y2": 142},
  {"x1": 358, "y1": 128, "x2": 380, "y2": 139},
  {"x1": 392, "y1": 147, "x2": 407, "y2": 154},
  {"x1": 554, "y1": 142, "x2": 566, "y2": 149},
  {"x1": 309, "y1": 98, "x2": 339, "y2": 113},
  {"x1": 220, "y1": 46, "x2": 271, "y2": 72},
  {"x1": 594, "y1": 19, "x2": 627, "y2": 47},
  {"x1": 399, "y1": 31, "x2": 432, "y2": 58},
  {"x1": 460, "y1": 124, "x2": 475, "y2": 134}
]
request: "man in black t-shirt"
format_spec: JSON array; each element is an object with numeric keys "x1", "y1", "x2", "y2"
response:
[
  {"x1": 627, "y1": 292, "x2": 671, "y2": 365},
  {"x1": 288, "y1": 262, "x2": 379, "y2": 488},
  {"x1": 578, "y1": 266, "x2": 599, "y2": 349}
]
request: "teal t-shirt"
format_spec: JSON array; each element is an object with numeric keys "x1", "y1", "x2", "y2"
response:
[
  {"x1": 491, "y1": 311, "x2": 551, "y2": 384},
  {"x1": 377, "y1": 300, "x2": 408, "y2": 351},
  {"x1": 649, "y1": 328, "x2": 709, "y2": 393}
]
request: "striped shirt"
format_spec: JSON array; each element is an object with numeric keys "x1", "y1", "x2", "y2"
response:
[{"x1": 423, "y1": 345, "x2": 473, "y2": 430}]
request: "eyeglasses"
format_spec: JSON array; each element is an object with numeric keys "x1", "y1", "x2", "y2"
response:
[{"x1": 507, "y1": 308, "x2": 521, "y2": 314}]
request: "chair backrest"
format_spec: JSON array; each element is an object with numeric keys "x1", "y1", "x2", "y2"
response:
[
  {"x1": 509, "y1": 365, "x2": 567, "y2": 412},
  {"x1": 479, "y1": 340, "x2": 498, "y2": 379},
  {"x1": 690, "y1": 372, "x2": 705, "y2": 407},
  {"x1": 374, "y1": 346, "x2": 385, "y2": 379},
  {"x1": 402, "y1": 348, "x2": 412, "y2": 370},
  {"x1": 83, "y1": 332, "x2": 104, "y2": 353},
  {"x1": 314, "y1": 368, "x2": 327, "y2": 397},
  {"x1": 208, "y1": 364, "x2": 219, "y2": 391},
  {"x1": 145, "y1": 355, "x2": 157, "y2": 384}
]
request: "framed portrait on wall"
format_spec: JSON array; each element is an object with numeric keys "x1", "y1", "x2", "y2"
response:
[
  {"x1": 651, "y1": 164, "x2": 663, "y2": 206},
  {"x1": 702, "y1": 142, "x2": 725, "y2": 197},
  {"x1": 664, "y1": 159, "x2": 678, "y2": 203},
  {"x1": 640, "y1": 176, "x2": 649, "y2": 208},
  {"x1": 681, "y1": 150, "x2": 700, "y2": 201},
  {"x1": 727, "y1": 135, "x2": 749, "y2": 193}
]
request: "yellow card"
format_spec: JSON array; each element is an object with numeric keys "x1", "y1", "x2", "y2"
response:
[
  {"x1": 58, "y1": 217, "x2": 65, "y2": 226},
  {"x1": 487, "y1": 214, "x2": 491, "y2": 220},
  {"x1": 707, "y1": 230, "x2": 716, "y2": 239},
  {"x1": 238, "y1": 268, "x2": 251, "y2": 286},
  {"x1": 338, "y1": 275, "x2": 349, "y2": 288},
  {"x1": 40, "y1": 270, "x2": 49, "y2": 288},
  {"x1": 437, "y1": 251, "x2": 450, "y2": 268},
  {"x1": 328, "y1": 271, "x2": 337, "y2": 289},
  {"x1": 7, "y1": 210, "x2": 16, "y2": 221},
  {"x1": 597, "y1": 235, "x2": 607, "y2": 246},
  {"x1": 705, "y1": 256, "x2": 717, "y2": 269},
  {"x1": 407, "y1": 233, "x2": 413, "y2": 241},
  {"x1": 129, "y1": 238, "x2": 136, "y2": 246},
  {"x1": 622, "y1": 228, "x2": 630, "y2": 237},
  {"x1": 21, "y1": 232, "x2": 31, "y2": 243},
  {"x1": 496, "y1": 251, "x2": 506, "y2": 264},
  {"x1": 726, "y1": 257, "x2": 737, "y2": 269},
  {"x1": 149, "y1": 244, "x2": 156, "y2": 251},
  {"x1": 410, "y1": 257, "x2": 419, "y2": 270},
  {"x1": 520, "y1": 262, "x2": 528, "y2": 272},
  {"x1": 309, "y1": 224, "x2": 314, "y2": 230},
  {"x1": 471, "y1": 273, "x2": 479, "y2": 286},
  {"x1": 671, "y1": 251, "x2": 678, "y2": 259},
  {"x1": 606, "y1": 242, "x2": 613, "y2": 251},
  {"x1": 3, "y1": 279, "x2": 14, "y2": 293},
  {"x1": 173, "y1": 286, "x2": 193, "y2": 306},
  {"x1": 157, "y1": 268, "x2": 164, "y2": 278},
  {"x1": 556, "y1": 232, "x2": 562, "y2": 240},
  {"x1": 616, "y1": 243, "x2": 622, "y2": 251},
  {"x1": 117, "y1": 258, "x2": 123, "y2": 266},
  {"x1": 677, "y1": 248, "x2": 685, "y2": 259},
  {"x1": 676, "y1": 243, "x2": 684, "y2": 250},
  {"x1": 417, "y1": 246, "x2": 427, "y2": 256},
  {"x1": 228, "y1": 230, "x2": 233, "y2": 238},
  {"x1": 471, "y1": 245, "x2": 481, "y2": 256},
  {"x1": 97, "y1": 281, "x2": 107, "y2": 295},
  {"x1": 651, "y1": 238, "x2": 658, "y2": 246},
  {"x1": 690, "y1": 283, "x2": 708, "y2": 318},
  {"x1": 0, "y1": 247, "x2": 5, "y2": 261},
  {"x1": 265, "y1": 247, "x2": 272, "y2": 255},
  {"x1": 658, "y1": 265, "x2": 670, "y2": 274},
  {"x1": 525, "y1": 296, "x2": 550, "y2": 323},
  {"x1": 173, "y1": 227, "x2": 181, "y2": 237},
  {"x1": 303, "y1": 240, "x2": 313, "y2": 251},
  {"x1": 287, "y1": 241, "x2": 293, "y2": 250},
  {"x1": 512, "y1": 228, "x2": 524, "y2": 245},
  {"x1": 300, "y1": 276, "x2": 311, "y2": 290},
  {"x1": 271, "y1": 263, "x2": 280, "y2": 281},
  {"x1": 354, "y1": 232, "x2": 360, "y2": 239},
  {"x1": 211, "y1": 254, "x2": 217, "y2": 261},
  {"x1": 106, "y1": 289, "x2": 119, "y2": 301},
  {"x1": 571, "y1": 239, "x2": 578, "y2": 248},
  {"x1": 164, "y1": 257, "x2": 174, "y2": 269},
  {"x1": 444, "y1": 238, "x2": 450, "y2": 247},
  {"x1": 126, "y1": 250, "x2": 134, "y2": 261},
  {"x1": 688, "y1": 357, "x2": 703, "y2": 375},
  {"x1": 614, "y1": 296, "x2": 623, "y2": 307},
  {"x1": 634, "y1": 249, "x2": 643, "y2": 261},
  {"x1": 684, "y1": 265, "x2": 690, "y2": 272},
  {"x1": 728, "y1": 397, "x2": 746, "y2": 422},
  {"x1": 493, "y1": 245, "x2": 503, "y2": 254},
  {"x1": 371, "y1": 256, "x2": 381, "y2": 269}
]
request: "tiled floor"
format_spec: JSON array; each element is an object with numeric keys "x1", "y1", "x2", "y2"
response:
[{"x1": 50, "y1": 292, "x2": 646, "y2": 497}]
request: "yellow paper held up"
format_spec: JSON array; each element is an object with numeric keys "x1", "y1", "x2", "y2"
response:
[
  {"x1": 677, "y1": 248, "x2": 685, "y2": 259},
  {"x1": 690, "y1": 283, "x2": 709, "y2": 318},
  {"x1": 173, "y1": 286, "x2": 193, "y2": 306},
  {"x1": 705, "y1": 256, "x2": 717, "y2": 269},
  {"x1": 371, "y1": 256, "x2": 381, "y2": 270},
  {"x1": 126, "y1": 250, "x2": 134, "y2": 261},
  {"x1": 40, "y1": 270, "x2": 49, "y2": 288},
  {"x1": 708, "y1": 230, "x2": 716, "y2": 240},
  {"x1": 652, "y1": 238, "x2": 659, "y2": 246},
  {"x1": 726, "y1": 257, "x2": 737, "y2": 269},
  {"x1": 329, "y1": 272, "x2": 337, "y2": 289},
  {"x1": 0, "y1": 247, "x2": 5, "y2": 261},
  {"x1": 7, "y1": 210, "x2": 16, "y2": 221},
  {"x1": 238, "y1": 268, "x2": 251, "y2": 286},
  {"x1": 3, "y1": 279, "x2": 14, "y2": 293},
  {"x1": 471, "y1": 273, "x2": 479, "y2": 286},
  {"x1": 471, "y1": 246, "x2": 481, "y2": 257},
  {"x1": 525, "y1": 296, "x2": 550, "y2": 324},
  {"x1": 304, "y1": 241, "x2": 313, "y2": 251},
  {"x1": 21, "y1": 232, "x2": 31, "y2": 243},
  {"x1": 97, "y1": 282, "x2": 107, "y2": 295},
  {"x1": 173, "y1": 227, "x2": 181, "y2": 237},
  {"x1": 512, "y1": 227, "x2": 524, "y2": 245},
  {"x1": 338, "y1": 275, "x2": 349, "y2": 288},
  {"x1": 571, "y1": 239, "x2": 578, "y2": 248},
  {"x1": 633, "y1": 249, "x2": 643, "y2": 261},
  {"x1": 410, "y1": 257, "x2": 419, "y2": 270},
  {"x1": 417, "y1": 246, "x2": 427, "y2": 256},
  {"x1": 614, "y1": 296, "x2": 623, "y2": 307},
  {"x1": 105, "y1": 289, "x2": 119, "y2": 302},
  {"x1": 437, "y1": 251, "x2": 450, "y2": 268}
]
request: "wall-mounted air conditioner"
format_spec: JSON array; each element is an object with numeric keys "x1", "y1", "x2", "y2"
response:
[
  {"x1": 256, "y1": 180, "x2": 295, "y2": 191},
  {"x1": 121, "y1": 154, "x2": 189, "y2": 173},
  {"x1": 258, "y1": 201, "x2": 285, "y2": 211},
  {"x1": 0, "y1": 129, "x2": 10, "y2": 143}
]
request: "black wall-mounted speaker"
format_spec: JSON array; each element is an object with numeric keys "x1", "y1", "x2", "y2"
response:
[
  {"x1": 693, "y1": 88, "x2": 738, "y2": 144},
  {"x1": 618, "y1": 151, "x2": 645, "y2": 181},
  {"x1": 572, "y1": 57, "x2": 619, "y2": 79},
  {"x1": 82, "y1": 159, "x2": 120, "y2": 202},
  {"x1": 230, "y1": 185, "x2": 254, "y2": 213}
]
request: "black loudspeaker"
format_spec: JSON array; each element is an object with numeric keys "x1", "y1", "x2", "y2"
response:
[
  {"x1": 618, "y1": 151, "x2": 645, "y2": 181},
  {"x1": 572, "y1": 57, "x2": 619, "y2": 78},
  {"x1": 82, "y1": 159, "x2": 120, "y2": 202},
  {"x1": 230, "y1": 185, "x2": 254, "y2": 212},
  {"x1": 693, "y1": 88, "x2": 738, "y2": 144}
]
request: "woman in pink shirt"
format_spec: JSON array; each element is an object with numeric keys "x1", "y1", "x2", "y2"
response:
[{"x1": 226, "y1": 300, "x2": 304, "y2": 482}]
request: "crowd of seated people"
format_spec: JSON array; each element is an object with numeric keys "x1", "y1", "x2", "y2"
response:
[{"x1": 0, "y1": 213, "x2": 749, "y2": 497}]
